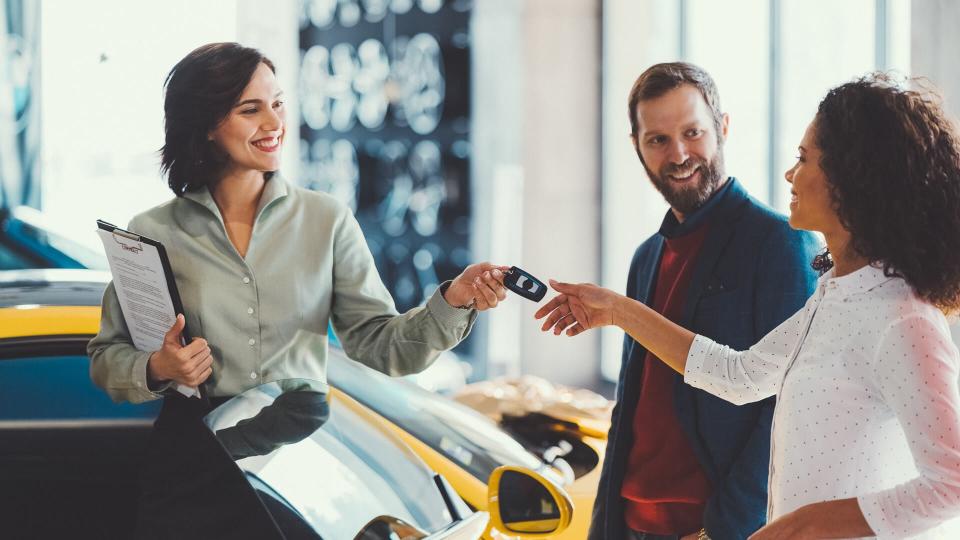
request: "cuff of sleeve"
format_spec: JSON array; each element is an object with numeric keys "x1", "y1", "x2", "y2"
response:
[
  {"x1": 134, "y1": 351, "x2": 170, "y2": 400},
  {"x1": 427, "y1": 281, "x2": 475, "y2": 329},
  {"x1": 857, "y1": 492, "x2": 896, "y2": 539},
  {"x1": 682, "y1": 334, "x2": 712, "y2": 388}
]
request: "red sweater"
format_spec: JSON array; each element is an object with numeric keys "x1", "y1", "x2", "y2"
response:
[{"x1": 621, "y1": 225, "x2": 712, "y2": 535}]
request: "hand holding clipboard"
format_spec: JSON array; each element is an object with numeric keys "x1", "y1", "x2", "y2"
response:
[{"x1": 96, "y1": 220, "x2": 205, "y2": 399}]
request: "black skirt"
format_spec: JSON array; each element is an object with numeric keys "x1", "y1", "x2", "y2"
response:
[{"x1": 133, "y1": 393, "x2": 281, "y2": 540}]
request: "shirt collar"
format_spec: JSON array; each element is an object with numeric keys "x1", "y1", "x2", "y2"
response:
[
  {"x1": 255, "y1": 175, "x2": 289, "y2": 217},
  {"x1": 820, "y1": 263, "x2": 895, "y2": 298},
  {"x1": 182, "y1": 175, "x2": 289, "y2": 222},
  {"x1": 658, "y1": 177, "x2": 742, "y2": 238}
]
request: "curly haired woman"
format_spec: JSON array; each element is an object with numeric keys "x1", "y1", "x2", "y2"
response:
[{"x1": 537, "y1": 75, "x2": 960, "y2": 539}]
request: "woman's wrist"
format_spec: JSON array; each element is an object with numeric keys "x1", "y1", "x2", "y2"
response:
[
  {"x1": 611, "y1": 293, "x2": 629, "y2": 329},
  {"x1": 440, "y1": 281, "x2": 473, "y2": 309},
  {"x1": 792, "y1": 504, "x2": 823, "y2": 537},
  {"x1": 146, "y1": 351, "x2": 168, "y2": 389}
]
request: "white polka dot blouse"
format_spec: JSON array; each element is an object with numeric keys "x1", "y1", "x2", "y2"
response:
[{"x1": 685, "y1": 264, "x2": 960, "y2": 539}]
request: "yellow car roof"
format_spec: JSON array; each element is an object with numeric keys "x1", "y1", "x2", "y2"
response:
[
  {"x1": 0, "y1": 269, "x2": 108, "y2": 339},
  {"x1": 0, "y1": 305, "x2": 101, "y2": 339}
]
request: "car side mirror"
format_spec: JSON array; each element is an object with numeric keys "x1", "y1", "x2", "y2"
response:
[{"x1": 486, "y1": 466, "x2": 573, "y2": 538}]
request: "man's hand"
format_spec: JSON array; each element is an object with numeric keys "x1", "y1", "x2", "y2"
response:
[
  {"x1": 147, "y1": 314, "x2": 214, "y2": 387},
  {"x1": 444, "y1": 263, "x2": 511, "y2": 311},
  {"x1": 534, "y1": 280, "x2": 622, "y2": 336}
]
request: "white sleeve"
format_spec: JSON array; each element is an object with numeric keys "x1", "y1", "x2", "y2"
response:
[
  {"x1": 684, "y1": 302, "x2": 810, "y2": 405},
  {"x1": 858, "y1": 314, "x2": 960, "y2": 538}
]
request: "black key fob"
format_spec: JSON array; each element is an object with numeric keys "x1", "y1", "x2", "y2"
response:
[{"x1": 503, "y1": 266, "x2": 547, "y2": 302}]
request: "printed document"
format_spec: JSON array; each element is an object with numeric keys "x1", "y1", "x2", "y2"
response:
[{"x1": 96, "y1": 229, "x2": 200, "y2": 398}]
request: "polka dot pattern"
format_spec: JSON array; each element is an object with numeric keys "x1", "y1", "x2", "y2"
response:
[{"x1": 685, "y1": 265, "x2": 960, "y2": 538}]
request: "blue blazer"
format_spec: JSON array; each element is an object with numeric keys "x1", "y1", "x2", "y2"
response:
[{"x1": 589, "y1": 179, "x2": 821, "y2": 540}]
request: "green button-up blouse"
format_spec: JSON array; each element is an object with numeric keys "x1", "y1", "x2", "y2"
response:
[{"x1": 88, "y1": 177, "x2": 476, "y2": 403}]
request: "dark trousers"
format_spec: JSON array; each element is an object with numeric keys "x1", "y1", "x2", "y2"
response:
[
  {"x1": 626, "y1": 529, "x2": 681, "y2": 540},
  {"x1": 133, "y1": 394, "x2": 281, "y2": 540}
]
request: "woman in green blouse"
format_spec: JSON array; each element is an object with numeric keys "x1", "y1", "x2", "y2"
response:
[
  {"x1": 89, "y1": 42, "x2": 506, "y2": 404},
  {"x1": 88, "y1": 42, "x2": 509, "y2": 538}
]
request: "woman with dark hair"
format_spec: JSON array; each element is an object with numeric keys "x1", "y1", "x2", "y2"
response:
[
  {"x1": 538, "y1": 75, "x2": 960, "y2": 539},
  {"x1": 88, "y1": 43, "x2": 506, "y2": 536},
  {"x1": 91, "y1": 41, "x2": 506, "y2": 402}
]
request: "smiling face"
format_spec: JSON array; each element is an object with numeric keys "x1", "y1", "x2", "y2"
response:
[
  {"x1": 784, "y1": 120, "x2": 845, "y2": 235},
  {"x1": 632, "y1": 84, "x2": 729, "y2": 219},
  {"x1": 208, "y1": 62, "x2": 285, "y2": 177}
]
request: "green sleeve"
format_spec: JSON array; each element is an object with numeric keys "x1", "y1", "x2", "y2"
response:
[{"x1": 329, "y1": 210, "x2": 477, "y2": 376}]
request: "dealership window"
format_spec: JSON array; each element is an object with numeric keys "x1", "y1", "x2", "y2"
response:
[
  {"x1": 39, "y1": 1, "x2": 238, "y2": 250},
  {"x1": 601, "y1": 0, "x2": 911, "y2": 381},
  {"x1": 37, "y1": 1, "x2": 300, "y2": 253}
]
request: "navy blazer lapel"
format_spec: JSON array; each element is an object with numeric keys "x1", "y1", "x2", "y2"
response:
[
  {"x1": 680, "y1": 221, "x2": 737, "y2": 326},
  {"x1": 623, "y1": 236, "x2": 664, "y2": 366},
  {"x1": 673, "y1": 180, "x2": 750, "y2": 485},
  {"x1": 679, "y1": 182, "x2": 750, "y2": 326},
  {"x1": 635, "y1": 237, "x2": 664, "y2": 307},
  {"x1": 673, "y1": 217, "x2": 739, "y2": 485}
]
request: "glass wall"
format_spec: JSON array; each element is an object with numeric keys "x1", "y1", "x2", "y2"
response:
[
  {"x1": 39, "y1": 0, "x2": 238, "y2": 250},
  {"x1": 686, "y1": 0, "x2": 770, "y2": 202}
]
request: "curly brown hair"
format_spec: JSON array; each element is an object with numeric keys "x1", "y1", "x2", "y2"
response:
[{"x1": 814, "y1": 74, "x2": 960, "y2": 312}]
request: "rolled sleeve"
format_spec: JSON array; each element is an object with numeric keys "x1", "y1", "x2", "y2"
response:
[
  {"x1": 88, "y1": 281, "x2": 166, "y2": 404},
  {"x1": 426, "y1": 281, "x2": 475, "y2": 334},
  {"x1": 682, "y1": 334, "x2": 713, "y2": 387},
  {"x1": 331, "y1": 211, "x2": 476, "y2": 376},
  {"x1": 132, "y1": 350, "x2": 168, "y2": 399},
  {"x1": 683, "y1": 332, "x2": 785, "y2": 406},
  {"x1": 684, "y1": 296, "x2": 813, "y2": 406}
]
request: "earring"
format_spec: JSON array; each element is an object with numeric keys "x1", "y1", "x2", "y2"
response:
[{"x1": 811, "y1": 249, "x2": 833, "y2": 274}]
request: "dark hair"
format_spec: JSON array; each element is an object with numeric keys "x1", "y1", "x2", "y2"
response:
[
  {"x1": 815, "y1": 74, "x2": 960, "y2": 312},
  {"x1": 160, "y1": 42, "x2": 276, "y2": 195},
  {"x1": 627, "y1": 62, "x2": 724, "y2": 138}
]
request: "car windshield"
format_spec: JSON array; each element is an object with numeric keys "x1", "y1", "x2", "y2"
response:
[
  {"x1": 204, "y1": 380, "x2": 460, "y2": 538},
  {"x1": 328, "y1": 349, "x2": 545, "y2": 484},
  {"x1": 0, "y1": 242, "x2": 36, "y2": 270}
]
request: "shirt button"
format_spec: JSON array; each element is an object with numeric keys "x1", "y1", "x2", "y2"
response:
[
  {"x1": 242, "y1": 276, "x2": 251, "y2": 284},
  {"x1": 248, "y1": 338, "x2": 256, "y2": 346},
  {"x1": 247, "y1": 307, "x2": 254, "y2": 315},
  {"x1": 249, "y1": 372, "x2": 257, "y2": 379}
]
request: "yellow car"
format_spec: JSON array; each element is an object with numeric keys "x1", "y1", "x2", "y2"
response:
[
  {"x1": 0, "y1": 269, "x2": 602, "y2": 539},
  {"x1": 329, "y1": 350, "x2": 605, "y2": 539}
]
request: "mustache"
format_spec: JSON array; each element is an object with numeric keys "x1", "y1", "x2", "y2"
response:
[{"x1": 662, "y1": 159, "x2": 704, "y2": 176}]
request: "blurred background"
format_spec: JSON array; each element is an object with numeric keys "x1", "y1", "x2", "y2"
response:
[{"x1": 2, "y1": 0, "x2": 957, "y2": 396}]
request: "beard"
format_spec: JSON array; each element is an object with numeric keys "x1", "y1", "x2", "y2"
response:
[{"x1": 644, "y1": 151, "x2": 726, "y2": 216}]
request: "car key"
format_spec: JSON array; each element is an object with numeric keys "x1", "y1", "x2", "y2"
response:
[{"x1": 502, "y1": 266, "x2": 548, "y2": 302}]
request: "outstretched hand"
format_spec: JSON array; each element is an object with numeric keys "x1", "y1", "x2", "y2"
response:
[
  {"x1": 534, "y1": 280, "x2": 622, "y2": 336},
  {"x1": 445, "y1": 262, "x2": 512, "y2": 311}
]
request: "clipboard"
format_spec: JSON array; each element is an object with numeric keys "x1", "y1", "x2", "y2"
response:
[{"x1": 96, "y1": 220, "x2": 207, "y2": 400}]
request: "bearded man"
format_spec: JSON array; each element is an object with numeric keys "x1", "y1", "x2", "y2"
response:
[{"x1": 587, "y1": 63, "x2": 821, "y2": 540}]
